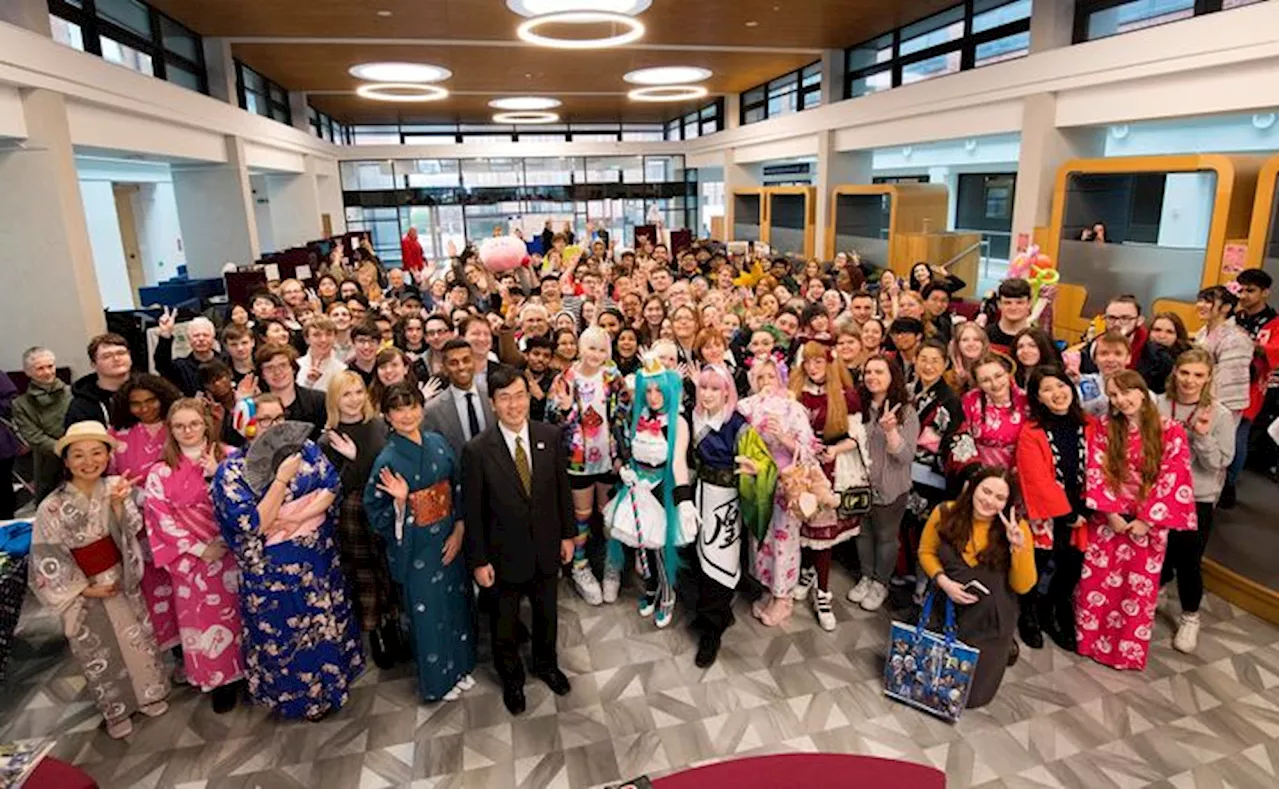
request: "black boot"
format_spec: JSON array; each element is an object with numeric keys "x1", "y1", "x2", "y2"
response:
[
  {"x1": 211, "y1": 682, "x2": 239, "y2": 714},
  {"x1": 1018, "y1": 594, "x2": 1044, "y2": 649},
  {"x1": 370, "y1": 627, "x2": 395, "y2": 670},
  {"x1": 1049, "y1": 601, "x2": 1077, "y2": 653},
  {"x1": 695, "y1": 633, "x2": 721, "y2": 669},
  {"x1": 1218, "y1": 482, "x2": 1237, "y2": 510}
]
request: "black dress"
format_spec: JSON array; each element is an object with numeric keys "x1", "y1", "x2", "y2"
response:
[{"x1": 932, "y1": 539, "x2": 1018, "y2": 709}]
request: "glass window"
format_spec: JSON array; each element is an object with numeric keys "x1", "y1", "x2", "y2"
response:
[
  {"x1": 394, "y1": 159, "x2": 460, "y2": 188},
  {"x1": 524, "y1": 157, "x2": 577, "y2": 186},
  {"x1": 973, "y1": 0, "x2": 1033, "y2": 33},
  {"x1": 585, "y1": 156, "x2": 643, "y2": 184},
  {"x1": 744, "y1": 106, "x2": 766, "y2": 124},
  {"x1": 270, "y1": 105, "x2": 290, "y2": 123},
  {"x1": 899, "y1": 5, "x2": 965, "y2": 56},
  {"x1": 100, "y1": 36, "x2": 154, "y2": 76},
  {"x1": 644, "y1": 155, "x2": 684, "y2": 183},
  {"x1": 460, "y1": 134, "x2": 513, "y2": 145},
  {"x1": 622, "y1": 130, "x2": 664, "y2": 142},
  {"x1": 901, "y1": 50, "x2": 962, "y2": 85},
  {"x1": 571, "y1": 133, "x2": 620, "y2": 142},
  {"x1": 241, "y1": 66, "x2": 264, "y2": 94},
  {"x1": 351, "y1": 126, "x2": 402, "y2": 145},
  {"x1": 165, "y1": 61, "x2": 201, "y2": 91},
  {"x1": 461, "y1": 158, "x2": 523, "y2": 187},
  {"x1": 848, "y1": 33, "x2": 893, "y2": 71},
  {"x1": 975, "y1": 30, "x2": 1030, "y2": 66},
  {"x1": 340, "y1": 161, "x2": 396, "y2": 191},
  {"x1": 159, "y1": 16, "x2": 198, "y2": 61},
  {"x1": 1085, "y1": 0, "x2": 1195, "y2": 40},
  {"x1": 49, "y1": 15, "x2": 85, "y2": 51},
  {"x1": 96, "y1": 0, "x2": 152, "y2": 38}
]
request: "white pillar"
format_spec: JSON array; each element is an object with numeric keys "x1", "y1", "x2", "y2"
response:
[
  {"x1": 722, "y1": 93, "x2": 741, "y2": 131},
  {"x1": 288, "y1": 91, "x2": 311, "y2": 133},
  {"x1": 820, "y1": 48, "x2": 844, "y2": 107},
  {"x1": 202, "y1": 38, "x2": 237, "y2": 106},
  {"x1": 721, "y1": 149, "x2": 758, "y2": 241},
  {"x1": 814, "y1": 132, "x2": 872, "y2": 258},
  {"x1": 0, "y1": 89, "x2": 105, "y2": 372},
  {"x1": 172, "y1": 136, "x2": 261, "y2": 278},
  {"x1": 0, "y1": 0, "x2": 52, "y2": 35},
  {"x1": 1029, "y1": 0, "x2": 1077, "y2": 54},
  {"x1": 928, "y1": 165, "x2": 958, "y2": 230},
  {"x1": 1009, "y1": 94, "x2": 1105, "y2": 249},
  {"x1": 264, "y1": 156, "x2": 324, "y2": 250}
]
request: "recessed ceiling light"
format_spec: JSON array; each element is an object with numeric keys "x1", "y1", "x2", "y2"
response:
[
  {"x1": 376, "y1": 10, "x2": 392, "y2": 17},
  {"x1": 488, "y1": 96, "x2": 563, "y2": 110},
  {"x1": 493, "y1": 111, "x2": 560, "y2": 124},
  {"x1": 623, "y1": 66, "x2": 712, "y2": 85},
  {"x1": 745, "y1": 20, "x2": 759, "y2": 27},
  {"x1": 348, "y1": 62, "x2": 451, "y2": 83},
  {"x1": 627, "y1": 85, "x2": 709, "y2": 102},
  {"x1": 355, "y1": 83, "x2": 450, "y2": 102},
  {"x1": 517, "y1": 11, "x2": 645, "y2": 49},
  {"x1": 506, "y1": 0, "x2": 651, "y2": 17}
]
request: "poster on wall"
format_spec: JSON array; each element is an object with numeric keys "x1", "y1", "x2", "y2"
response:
[{"x1": 1221, "y1": 242, "x2": 1248, "y2": 278}]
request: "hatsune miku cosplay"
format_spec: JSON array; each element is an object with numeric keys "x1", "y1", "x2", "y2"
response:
[{"x1": 602, "y1": 359, "x2": 695, "y2": 629}]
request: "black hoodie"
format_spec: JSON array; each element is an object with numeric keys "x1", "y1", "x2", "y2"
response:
[{"x1": 64, "y1": 373, "x2": 123, "y2": 427}]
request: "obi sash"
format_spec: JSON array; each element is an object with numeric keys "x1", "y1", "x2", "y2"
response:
[
  {"x1": 70, "y1": 536, "x2": 122, "y2": 577},
  {"x1": 410, "y1": 480, "x2": 452, "y2": 525}
]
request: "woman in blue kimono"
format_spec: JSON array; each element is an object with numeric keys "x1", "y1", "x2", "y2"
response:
[
  {"x1": 212, "y1": 394, "x2": 364, "y2": 721},
  {"x1": 365, "y1": 382, "x2": 476, "y2": 702}
]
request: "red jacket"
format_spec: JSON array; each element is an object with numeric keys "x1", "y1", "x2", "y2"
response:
[
  {"x1": 1016, "y1": 416, "x2": 1098, "y2": 521},
  {"x1": 400, "y1": 234, "x2": 425, "y2": 272},
  {"x1": 1246, "y1": 314, "x2": 1278, "y2": 421}
]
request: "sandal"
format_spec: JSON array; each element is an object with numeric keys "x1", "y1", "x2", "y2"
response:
[
  {"x1": 139, "y1": 701, "x2": 168, "y2": 718},
  {"x1": 106, "y1": 718, "x2": 133, "y2": 739}
]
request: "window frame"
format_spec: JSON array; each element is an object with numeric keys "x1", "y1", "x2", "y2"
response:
[
  {"x1": 48, "y1": 0, "x2": 208, "y2": 93},
  {"x1": 1071, "y1": 0, "x2": 1235, "y2": 43},
  {"x1": 665, "y1": 98, "x2": 723, "y2": 140},
  {"x1": 235, "y1": 59, "x2": 292, "y2": 125},
  {"x1": 740, "y1": 62, "x2": 821, "y2": 126}
]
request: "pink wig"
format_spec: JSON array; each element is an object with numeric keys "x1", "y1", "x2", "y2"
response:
[{"x1": 695, "y1": 363, "x2": 737, "y2": 417}]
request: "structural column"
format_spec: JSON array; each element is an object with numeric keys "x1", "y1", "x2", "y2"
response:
[
  {"x1": 263, "y1": 155, "x2": 324, "y2": 251},
  {"x1": 814, "y1": 131, "x2": 871, "y2": 259},
  {"x1": 0, "y1": 89, "x2": 105, "y2": 372},
  {"x1": 288, "y1": 91, "x2": 311, "y2": 133},
  {"x1": 1009, "y1": 94, "x2": 1104, "y2": 250},
  {"x1": 171, "y1": 136, "x2": 261, "y2": 278},
  {"x1": 720, "y1": 149, "x2": 758, "y2": 242},
  {"x1": 202, "y1": 38, "x2": 237, "y2": 106}
]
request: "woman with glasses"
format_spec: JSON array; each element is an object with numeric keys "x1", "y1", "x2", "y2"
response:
[{"x1": 212, "y1": 394, "x2": 363, "y2": 720}]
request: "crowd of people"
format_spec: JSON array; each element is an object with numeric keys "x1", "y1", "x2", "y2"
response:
[{"x1": 7, "y1": 226, "x2": 1277, "y2": 737}]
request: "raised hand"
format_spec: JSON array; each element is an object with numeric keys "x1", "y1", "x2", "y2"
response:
[
  {"x1": 199, "y1": 447, "x2": 220, "y2": 477},
  {"x1": 326, "y1": 430, "x2": 358, "y2": 460},
  {"x1": 879, "y1": 403, "x2": 902, "y2": 434},
  {"x1": 157, "y1": 306, "x2": 177, "y2": 339},
  {"x1": 108, "y1": 474, "x2": 136, "y2": 505},
  {"x1": 420, "y1": 377, "x2": 443, "y2": 402},
  {"x1": 275, "y1": 453, "x2": 303, "y2": 485},
  {"x1": 376, "y1": 467, "x2": 409, "y2": 504},
  {"x1": 999, "y1": 508, "x2": 1025, "y2": 551},
  {"x1": 734, "y1": 455, "x2": 759, "y2": 476},
  {"x1": 1190, "y1": 407, "x2": 1214, "y2": 437},
  {"x1": 236, "y1": 373, "x2": 260, "y2": 400}
]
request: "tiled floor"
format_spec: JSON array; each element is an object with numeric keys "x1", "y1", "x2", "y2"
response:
[{"x1": 1, "y1": 563, "x2": 1276, "y2": 789}]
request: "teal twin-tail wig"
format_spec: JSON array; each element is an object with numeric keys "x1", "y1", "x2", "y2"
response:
[{"x1": 608, "y1": 365, "x2": 684, "y2": 586}]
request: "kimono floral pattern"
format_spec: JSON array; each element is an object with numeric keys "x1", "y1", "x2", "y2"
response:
[
  {"x1": 1075, "y1": 418, "x2": 1196, "y2": 671},
  {"x1": 144, "y1": 456, "x2": 244, "y2": 692},
  {"x1": 212, "y1": 440, "x2": 364, "y2": 720},
  {"x1": 950, "y1": 386, "x2": 1029, "y2": 472}
]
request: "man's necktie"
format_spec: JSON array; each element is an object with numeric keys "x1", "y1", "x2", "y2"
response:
[
  {"x1": 515, "y1": 435, "x2": 532, "y2": 495},
  {"x1": 465, "y1": 392, "x2": 481, "y2": 440}
]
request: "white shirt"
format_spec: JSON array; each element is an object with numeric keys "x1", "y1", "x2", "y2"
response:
[
  {"x1": 499, "y1": 421, "x2": 532, "y2": 464},
  {"x1": 296, "y1": 353, "x2": 347, "y2": 392},
  {"x1": 451, "y1": 384, "x2": 486, "y2": 441}
]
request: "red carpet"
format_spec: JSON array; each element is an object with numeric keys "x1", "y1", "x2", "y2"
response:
[{"x1": 650, "y1": 753, "x2": 945, "y2": 788}]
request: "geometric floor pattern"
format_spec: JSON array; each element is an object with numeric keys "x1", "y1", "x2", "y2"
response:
[{"x1": 1, "y1": 563, "x2": 1276, "y2": 789}]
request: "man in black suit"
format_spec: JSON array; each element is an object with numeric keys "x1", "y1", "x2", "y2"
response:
[{"x1": 463, "y1": 365, "x2": 575, "y2": 715}]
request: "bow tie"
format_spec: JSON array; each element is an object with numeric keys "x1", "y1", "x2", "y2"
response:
[{"x1": 637, "y1": 416, "x2": 664, "y2": 436}]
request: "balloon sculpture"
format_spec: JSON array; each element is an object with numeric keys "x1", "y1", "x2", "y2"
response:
[
  {"x1": 1007, "y1": 243, "x2": 1060, "y2": 301},
  {"x1": 477, "y1": 235, "x2": 529, "y2": 274}
]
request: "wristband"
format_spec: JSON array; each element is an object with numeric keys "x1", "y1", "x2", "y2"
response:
[{"x1": 673, "y1": 484, "x2": 694, "y2": 504}]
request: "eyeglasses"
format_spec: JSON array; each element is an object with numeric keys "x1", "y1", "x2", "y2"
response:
[
  {"x1": 97, "y1": 349, "x2": 130, "y2": 361},
  {"x1": 256, "y1": 415, "x2": 284, "y2": 428},
  {"x1": 1103, "y1": 313, "x2": 1138, "y2": 324},
  {"x1": 172, "y1": 420, "x2": 205, "y2": 432},
  {"x1": 261, "y1": 361, "x2": 292, "y2": 374}
]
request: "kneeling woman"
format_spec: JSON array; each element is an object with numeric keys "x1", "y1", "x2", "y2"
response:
[
  {"x1": 213, "y1": 395, "x2": 363, "y2": 720},
  {"x1": 29, "y1": 421, "x2": 170, "y2": 738},
  {"x1": 918, "y1": 468, "x2": 1036, "y2": 709},
  {"x1": 365, "y1": 382, "x2": 477, "y2": 701},
  {"x1": 603, "y1": 362, "x2": 694, "y2": 629}
]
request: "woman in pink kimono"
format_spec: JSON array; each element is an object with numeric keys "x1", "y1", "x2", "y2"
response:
[
  {"x1": 949, "y1": 353, "x2": 1028, "y2": 475},
  {"x1": 737, "y1": 357, "x2": 820, "y2": 626},
  {"x1": 108, "y1": 375, "x2": 183, "y2": 663},
  {"x1": 144, "y1": 398, "x2": 245, "y2": 713},
  {"x1": 1077, "y1": 371, "x2": 1195, "y2": 671}
]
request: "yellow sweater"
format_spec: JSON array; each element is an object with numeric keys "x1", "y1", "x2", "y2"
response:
[{"x1": 918, "y1": 505, "x2": 1037, "y2": 595}]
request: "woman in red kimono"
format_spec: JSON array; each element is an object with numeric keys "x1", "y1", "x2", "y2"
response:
[
  {"x1": 788, "y1": 341, "x2": 861, "y2": 631},
  {"x1": 949, "y1": 353, "x2": 1028, "y2": 475},
  {"x1": 1076, "y1": 371, "x2": 1195, "y2": 671}
]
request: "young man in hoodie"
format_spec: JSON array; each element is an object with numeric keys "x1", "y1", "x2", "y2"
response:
[
  {"x1": 64, "y1": 333, "x2": 133, "y2": 427},
  {"x1": 11, "y1": 347, "x2": 71, "y2": 503}
]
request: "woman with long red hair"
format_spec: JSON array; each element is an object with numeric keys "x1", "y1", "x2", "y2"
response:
[{"x1": 1075, "y1": 371, "x2": 1195, "y2": 671}]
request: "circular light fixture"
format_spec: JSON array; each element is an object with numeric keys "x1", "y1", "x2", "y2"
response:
[
  {"x1": 506, "y1": 0, "x2": 651, "y2": 17},
  {"x1": 516, "y1": 11, "x2": 645, "y2": 49},
  {"x1": 355, "y1": 83, "x2": 450, "y2": 102},
  {"x1": 488, "y1": 96, "x2": 563, "y2": 111},
  {"x1": 627, "y1": 85, "x2": 708, "y2": 102},
  {"x1": 493, "y1": 111, "x2": 560, "y2": 124},
  {"x1": 623, "y1": 66, "x2": 712, "y2": 85},
  {"x1": 348, "y1": 62, "x2": 452, "y2": 83}
]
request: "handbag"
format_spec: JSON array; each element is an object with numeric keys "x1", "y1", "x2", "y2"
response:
[
  {"x1": 834, "y1": 417, "x2": 872, "y2": 518},
  {"x1": 883, "y1": 586, "x2": 980, "y2": 723}
]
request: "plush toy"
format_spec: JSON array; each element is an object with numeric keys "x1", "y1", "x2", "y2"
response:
[
  {"x1": 778, "y1": 458, "x2": 839, "y2": 521},
  {"x1": 477, "y1": 235, "x2": 529, "y2": 274}
]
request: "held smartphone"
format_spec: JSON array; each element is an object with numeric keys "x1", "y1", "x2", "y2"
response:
[{"x1": 963, "y1": 580, "x2": 991, "y2": 596}]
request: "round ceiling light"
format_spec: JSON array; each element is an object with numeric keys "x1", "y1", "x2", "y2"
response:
[
  {"x1": 488, "y1": 96, "x2": 563, "y2": 111},
  {"x1": 506, "y1": 0, "x2": 651, "y2": 17},
  {"x1": 627, "y1": 85, "x2": 709, "y2": 102},
  {"x1": 348, "y1": 62, "x2": 452, "y2": 83},
  {"x1": 493, "y1": 111, "x2": 560, "y2": 124},
  {"x1": 516, "y1": 11, "x2": 645, "y2": 49},
  {"x1": 623, "y1": 66, "x2": 712, "y2": 85},
  {"x1": 355, "y1": 83, "x2": 450, "y2": 102}
]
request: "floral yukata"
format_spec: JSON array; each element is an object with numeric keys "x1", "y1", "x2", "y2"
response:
[
  {"x1": 1076, "y1": 418, "x2": 1196, "y2": 670},
  {"x1": 28, "y1": 480, "x2": 170, "y2": 728},
  {"x1": 144, "y1": 455, "x2": 244, "y2": 692},
  {"x1": 110, "y1": 422, "x2": 180, "y2": 650},
  {"x1": 737, "y1": 391, "x2": 819, "y2": 597},
  {"x1": 213, "y1": 440, "x2": 363, "y2": 719},
  {"x1": 950, "y1": 387, "x2": 1029, "y2": 474}
]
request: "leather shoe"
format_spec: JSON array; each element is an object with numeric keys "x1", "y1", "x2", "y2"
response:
[
  {"x1": 502, "y1": 683, "x2": 526, "y2": 715},
  {"x1": 1018, "y1": 615, "x2": 1044, "y2": 650},
  {"x1": 534, "y1": 668, "x2": 571, "y2": 696}
]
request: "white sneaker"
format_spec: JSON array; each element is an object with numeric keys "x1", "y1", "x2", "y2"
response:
[
  {"x1": 602, "y1": 564, "x2": 621, "y2": 604},
  {"x1": 793, "y1": 566, "x2": 817, "y2": 601},
  {"x1": 1173, "y1": 612, "x2": 1200, "y2": 653},
  {"x1": 860, "y1": 581, "x2": 889, "y2": 612},
  {"x1": 571, "y1": 566, "x2": 603, "y2": 606},
  {"x1": 813, "y1": 588, "x2": 837, "y2": 632},
  {"x1": 655, "y1": 597, "x2": 675, "y2": 629},
  {"x1": 846, "y1": 577, "x2": 873, "y2": 604}
]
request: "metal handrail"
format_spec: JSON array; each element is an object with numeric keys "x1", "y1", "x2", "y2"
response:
[{"x1": 940, "y1": 240, "x2": 983, "y2": 270}]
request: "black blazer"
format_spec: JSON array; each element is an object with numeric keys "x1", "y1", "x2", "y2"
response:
[{"x1": 463, "y1": 420, "x2": 573, "y2": 584}]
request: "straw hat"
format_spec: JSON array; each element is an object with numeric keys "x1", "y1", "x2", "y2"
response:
[{"x1": 55, "y1": 421, "x2": 119, "y2": 455}]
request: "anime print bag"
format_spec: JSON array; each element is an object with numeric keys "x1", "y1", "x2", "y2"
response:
[{"x1": 883, "y1": 587, "x2": 980, "y2": 723}]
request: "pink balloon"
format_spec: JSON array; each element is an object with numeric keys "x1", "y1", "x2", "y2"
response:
[{"x1": 478, "y1": 236, "x2": 529, "y2": 273}]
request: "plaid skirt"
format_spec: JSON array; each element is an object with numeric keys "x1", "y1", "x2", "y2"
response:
[{"x1": 337, "y1": 493, "x2": 395, "y2": 632}]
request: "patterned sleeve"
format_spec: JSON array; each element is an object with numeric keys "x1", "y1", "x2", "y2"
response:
[
  {"x1": 1139, "y1": 420, "x2": 1197, "y2": 531},
  {"x1": 213, "y1": 457, "x2": 266, "y2": 576},
  {"x1": 947, "y1": 391, "x2": 980, "y2": 474},
  {"x1": 27, "y1": 496, "x2": 90, "y2": 616},
  {"x1": 304, "y1": 441, "x2": 342, "y2": 511},
  {"x1": 1083, "y1": 417, "x2": 1117, "y2": 514},
  {"x1": 143, "y1": 466, "x2": 207, "y2": 569}
]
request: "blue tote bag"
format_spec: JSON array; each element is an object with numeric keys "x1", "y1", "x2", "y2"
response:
[{"x1": 883, "y1": 586, "x2": 980, "y2": 722}]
